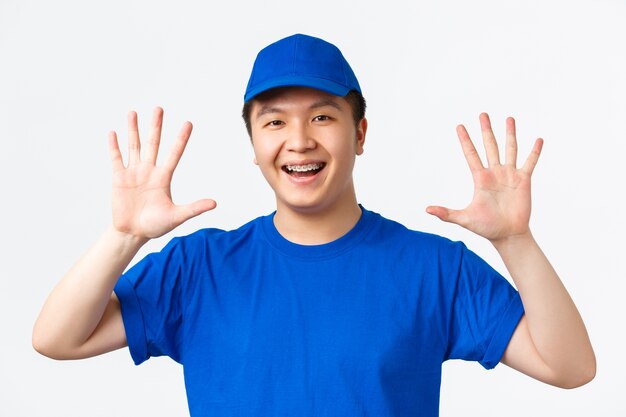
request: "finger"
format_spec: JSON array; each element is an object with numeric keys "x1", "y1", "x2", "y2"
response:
[
  {"x1": 456, "y1": 124, "x2": 484, "y2": 173},
  {"x1": 504, "y1": 117, "x2": 518, "y2": 167},
  {"x1": 480, "y1": 112, "x2": 501, "y2": 167},
  {"x1": 172, "y1": 199, "x2": 217, "y2": 226},
  {"x1": 127, "y1": 111, "x2": 141, "y2": 165},
  {"x1": 108, "y1": 131, "x2": 125, "y2": 172},
  {"x1": 163, "y1": 121, "x2": 193, "y2": 174},
  {"x1": 144, "y1": 107, "x2": 163, "y2": 165},
  {"x1": 425, "y1": 206, "x2": 468, "y2": 227},
  {"x1": 521, "y1": 138, "x2": 544, "y2": 175}
]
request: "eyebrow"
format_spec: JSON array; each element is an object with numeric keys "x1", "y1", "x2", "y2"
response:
[
  {"x1": 255, "y1": 98, "x2": 343, "y2": 120},
  {"x1": 310, "y1": 98, "x2": 342, "y2": 111}
]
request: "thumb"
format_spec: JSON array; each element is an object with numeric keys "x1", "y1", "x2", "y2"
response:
[
  {"x1": 425, "y1": 205, "x2": 466, "y2": 226},
  {"x1": 173, "y1": 199, "x2": 217, "y2": 226}
]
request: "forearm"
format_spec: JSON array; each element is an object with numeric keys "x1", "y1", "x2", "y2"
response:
[
  {"x1": 33, "y1": 226, "x2": 146, "y2": 358},
  {"x1": 494, "y1": 232, "x2": 596, "y2": 385}
]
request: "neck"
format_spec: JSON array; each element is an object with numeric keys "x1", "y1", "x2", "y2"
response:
[{"x1": 273, "y1": 192, "x2": 362, "y2": 245}]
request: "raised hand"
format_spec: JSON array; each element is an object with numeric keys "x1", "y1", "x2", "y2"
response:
[
  {"x1": 426, "y1": 113, "x2": 543, "y2": 244},
  {"x1": 108, "y1": 107, "x2": 216, "y2": 240}
]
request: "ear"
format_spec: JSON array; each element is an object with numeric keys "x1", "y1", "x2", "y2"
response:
[
  {"x1": 253, "y1": 157, "x2": 258, "y2": 165},
  {"x1": 355, "y1": 118, "x2": 367, "y2": 156}
]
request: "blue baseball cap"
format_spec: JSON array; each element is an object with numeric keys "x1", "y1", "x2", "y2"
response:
[{"x1": 244, "y1": 34, "x2": 362, "y2": 102}]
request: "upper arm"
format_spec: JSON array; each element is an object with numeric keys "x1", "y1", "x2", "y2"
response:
[
  {"x1": 67, "y1": 293, "x2": 128, "y2": 360},
  {"x1": 500, "y1": 314, "x2": 559, "y2": 386}
]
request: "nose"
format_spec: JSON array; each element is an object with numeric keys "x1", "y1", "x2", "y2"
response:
[{"x1": 285, "y1": 123, "x2": 316, "y2": 152}]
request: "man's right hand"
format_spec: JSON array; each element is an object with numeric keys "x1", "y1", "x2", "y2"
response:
[{"x1": 109, "y1": 107, "x2": 216, "y2": 240}]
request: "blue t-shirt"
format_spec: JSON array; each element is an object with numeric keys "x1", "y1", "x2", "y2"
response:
[{"x1": 114, "y1": 207, "x2": 523, "y2": 416}]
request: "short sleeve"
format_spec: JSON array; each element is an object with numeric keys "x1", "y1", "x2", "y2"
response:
[
  {"x1": 114, "y1": 237, "x2": 191, "y2": 365},
  {"x1": 444, "y1": 244, "x2": 524, "y2": 369}
]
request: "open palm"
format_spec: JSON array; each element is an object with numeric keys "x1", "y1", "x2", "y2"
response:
[
  {"x1": 427, "y1": 113, "x2": 543, "y2": 244},
  {"x1": 108, "y1": 108, "x2": 216, "y2": 239}
]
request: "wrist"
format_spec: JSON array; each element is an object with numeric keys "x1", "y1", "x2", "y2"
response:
[
  {"x1": 490, "y1": 229, "x2": 536, "y2": 254},
  {"x1": 106, "y1": 225, "x2": 150, "y2": 251}
]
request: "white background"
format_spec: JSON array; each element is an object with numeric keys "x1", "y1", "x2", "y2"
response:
[{"x1": 1, "y1": 0, "x2": 624, "y2": 415}]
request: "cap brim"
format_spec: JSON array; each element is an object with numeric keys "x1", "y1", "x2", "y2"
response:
[{"x1": 244, "y1": 75, "x2": 351, "y2": 102}]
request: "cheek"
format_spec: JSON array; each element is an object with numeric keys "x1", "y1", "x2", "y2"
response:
[
  {"x1": 328, "y1": 143, "x2": 358, "y2": 174},
  {"x1": 252, "y1": 139, "x2": 280, "y2": 169},
  {"x1": 330, "y1": 129, "x2": 360, "y2": 159}
]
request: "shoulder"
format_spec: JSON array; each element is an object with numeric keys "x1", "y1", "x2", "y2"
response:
[
  {"x1": 364, "y1": 207, "x2": 464, "y2": 254},
  {"x1": 166, "y1": 214, "x2": 271, "y2": 254},
  {"x1": 358, "y1": 208, "x2": 482, "y2": 280}
]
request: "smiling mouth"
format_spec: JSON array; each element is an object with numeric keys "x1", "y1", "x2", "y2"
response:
[{"x1": 282, "y1": 162, "x2": 326, "y2": 177}]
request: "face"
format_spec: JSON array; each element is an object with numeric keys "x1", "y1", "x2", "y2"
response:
[{"x1": 250, "y1": 87, "x2": 367, "y2": 217}]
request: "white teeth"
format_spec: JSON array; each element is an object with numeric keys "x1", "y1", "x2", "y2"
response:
[{"x1": 286, "y1": 163, "x2": 323, "y2": 172}]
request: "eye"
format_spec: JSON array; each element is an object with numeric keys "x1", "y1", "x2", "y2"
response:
[
  {"x1": 266, "y1": 120, "x2": 284, "y2": 127},
  {"x1": 313, "y1": 115, "x2": 331, "y2": 122}
]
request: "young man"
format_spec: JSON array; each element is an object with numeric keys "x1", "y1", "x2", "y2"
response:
[{"x1": 33, "y1": 34, "x2": 595, "y2": 416}]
